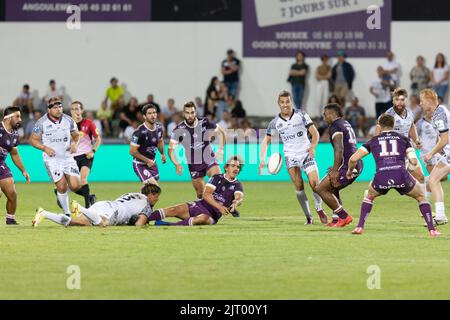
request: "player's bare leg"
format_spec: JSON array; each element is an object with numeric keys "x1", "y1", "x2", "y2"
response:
[
  {"x1": 288, "y1": 167, "x2": 313, "y2": 224},
  {"x1": 206, "y1": 165, "x2": 222, "y2": 177},
  {"x1": 428, "y1": 161, "x2": 450, "y2": 224},
  {"x1": 191, "y1": 177, "x2": 205, "y2": 199},
  {"x1": 405, "y1": 182, "x2": 439, "y2": 235},
  {"x1": 54, "y1": 177, "x2": 72, "y2": 216},
  {"x1": 314, "y1": 176, "x2": 352, "y2": 227},
  {"x1": 148, "y1": 203, "x2": 213, "y2": 226},
  {"x1": 306, "y1": 169, "x2": 328, "y2": 224},
  {"x1": 0, "y1": 178, "x2": 18, "y2": 224},
  {"x1": 143, "y1": 177, "x2": 159, "y2": 186}
]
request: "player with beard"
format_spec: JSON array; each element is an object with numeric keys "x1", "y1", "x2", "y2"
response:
[
  {"x1": 0, "y1": 106, "x2": 30, "y2": 225},
  {"x1": 168, "y1": 101, "x2": 226, "y2": 199},
  {"x1": 314, "y1": 103, "x2": 363, "y2": 227},
  {"x1": 70, "y1": 101, "x2": 100, "y2": 208},
  {"x1": 130, "y1": 104, "x2": 166, "y2": 185}
]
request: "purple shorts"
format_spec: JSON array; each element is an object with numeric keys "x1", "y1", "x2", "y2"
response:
[
  {"x1": 188, "y1": 161, "x2": 219, "y2": 180},
  {"x1": 133, "y1": 162, "x2": 159, "y2": 182},
  {"x1": 332, "y1": 160, "x2": 363, "y2": 189},
  {"x1": 372, "y1": 169, "x2": 416, "y2": 195},
  {"x1": 0, "y1": 163, "x2": 12, "y2": 180},
  {"x1": 187, "y1": 200, "x2": 219, "y2": 224}
]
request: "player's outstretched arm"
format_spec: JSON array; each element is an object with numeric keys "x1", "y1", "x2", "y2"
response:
[
  {"x1": 129, "y1": 145, "x2": 154, "y2": 167},
  {"x1": 70, "y1": 130, "x2": 80, "y2": 153},
  {"x1": 134, "y1": 215, "x2": 148, "y2": 226},
  {"x1": 258, "y1": 135, "x2": 271, "y2": 175},
  {"x1": 9, "y1": 147, "x2": 30, "y2": 183},
  {"x1": 90, "y1": 133, "x2": 101, "y2": 158},
  {"x1": 425, "y1": 132, "x2": 448, "y2": 162},
  {"x1": 347, "y1": 149, "x2": 368, "y2": 179},
  {"x1": 29, "y1": 132, "x2": 55, "y2": 157},
  {"x1": 307, "y1": 125, "x2": 320, "y2": 157},
  {"x1": 168, "y1": 140, "x2": 183, "y2": 175},
  {"x1": 409, "y1": 123, "x2": 421, "y2": 148},
  {"x1": 215, "y1": 125, "x2": 226, "y2": 161},
  {"x1": 203, "y1": 185, "x2": 230, "y2": 216},
  {"x1": 157, "y1": 138, "x2": 166, "y2": 164}
]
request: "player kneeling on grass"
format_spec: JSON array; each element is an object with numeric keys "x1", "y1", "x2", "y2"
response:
[
  {"x1": 347, "y1": 114, "x2": 440, "y2": 237},
  {"x1": 147, "y1": 156, "x2": 244, "y2": 226},
  {"x1": 32, "y1": 183, "x2": 161, "y2": 227}
]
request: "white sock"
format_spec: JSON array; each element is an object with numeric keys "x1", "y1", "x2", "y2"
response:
[
  {"x1": 43, "y1": 210, "x2": 71, "y2": 226},
  {"x1": 312, "y1": 192, "x2": 323, "y2": 211},
  {"x1": 296, "y1": 190, "x2": 312, "y2": 220},
  {"x1": 435, "y1": 202, "x2": 446, "y2": 219},
  {"x1": 79, "y1": 206, "x2": 102, "y2": 225},
  {"x1": 57, "y1": 191, "x2": 70, "y2": 215}
]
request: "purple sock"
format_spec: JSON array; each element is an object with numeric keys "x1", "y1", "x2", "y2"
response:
[
  {"x1": 334, "y1": 207, "x2": 348, "y2": 219},
  {"x1": 357, "y1": 200, "x2": 373, "y2": 228},
  {"x1": 147, "y1": 209, "x2": 164, "y2": 221},
  {"x1": 169, "y1": 218, "x2": 193, "y2": 226},
  {"x1": 419, "y1": 203, "x2": 435, "y2": 231}
]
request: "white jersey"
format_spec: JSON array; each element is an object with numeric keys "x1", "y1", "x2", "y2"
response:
[
  {"x1": 417, "y1": 118, "x2": 438, "y2": 155},
  {"x1": 33, "y1": 113, "x2": 77, "y2": 160},
  {"x1": 385, "y1": 107, "x2": 415, "y2": 138},
  {"x1": 267, "y1": 110, "x2": 313, "y2": 157},
  {"x1": 431, "y1": 105, "x2": 450, "y2": 160},
  {"x1": 103, "y1": 193, "x2": 153, "y2": 226}
]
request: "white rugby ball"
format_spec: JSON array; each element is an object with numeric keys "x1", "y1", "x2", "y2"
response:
[{"x1": 267, "y1": 153, "x2": 282, "y2": 175}]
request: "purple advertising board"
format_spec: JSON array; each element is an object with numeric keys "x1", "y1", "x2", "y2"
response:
[
  {"x1": 5, "y1": 0, "x2": 151, "y2": 21},
  {"x1": 243, "y1": 0, "x2": 391, "y2": 57}
]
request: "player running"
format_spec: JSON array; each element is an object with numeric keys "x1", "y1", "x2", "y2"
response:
[
  {"x1": 30, "y1": 98, "x2": 82, "y2": 217},
  {"x1": 70, "y1": 101, "x2": 101, "y2": 208},
  {"x1": 0, "y1": 106, "x2": 30, "y2": 225},
  {"x1": 259, "y1": 90, "x2": 327, "y2": 225},
  {"x1": 314, "y1": 103, "x2": 363, "y2": 227},
  {"x1": 420, "y1": 88, "x2": 450, "y2": 225},
  {"x1": 130, "y1": 103, "x2": 166, "y2": 185},
  {"x1": 377, "y1": 88, "x2": 426, "y2": 189},
  {"x1": 168, "y1": 101, "x2": 226, "y2": 199},
  {"x1": 147, "y1": 156, "x2": 243, "y2": 226},
  {"x1": 347, "y1": 114, "x2": 440, "y2": 237},
  {"x1": 32, "y1": 182, "x2": 161, "y2": 227}
]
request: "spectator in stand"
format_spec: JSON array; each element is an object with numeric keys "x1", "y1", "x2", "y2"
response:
[
  {"x1": 104, "y1": 77, "x2": 124, "y2": 116},
  {"x1": 124, "y1": 120, "x2": 140, "y2": 143},
  {"x1": 231, "y1": 99, "x2": 246, "y2": 119},
  {"x1": 331, "y1": 50, "x2": 355, "y2": 107},
  {"x1": 315, "y1": 54, "x2": 332, "y2": 110},
  {"x1": 438, "y1": 96, "x2": 447, "y2": 106},
  {"x1": 221, "y1": 49, "x2": 241, "y2": 99},
  {"x1": 288, "y1": 50, "x2": 309, "y2": 110},
  {"x1": 410, "y1": 55, "x2": 430, "y2": 95},
  {"x1": 240, "y1": 118, "x2": 254, "y2": 142},
  {"x1": 344, "y1": 97, "x2": 366, "y2": 137},
  {"x1": 409, "y1": 94, "x2": 422, "y2": 123},
  {"x1": 143, "y1": 94, "x2": 160, "y2": 113},
  {"x1": 327, "y1": 94, "x2": 342, "y2": 109},
  {"x1": 97, "y1": 101, "x2": 112, "y2": 136},
  {"x1": 119, "y1": 97, "x2": 139, "y2": 137},
  {"x1": 161, "y1": 98, "x2": 177, "y2": 127},
  {"x1": 217, "y1": 110, "x2": 231, "y2": 131},
  {"x1": 382, "y1": 50, "x2": 400, "y2": 85},
  {"x1": 194, "y1": 97, "x2": 205, "y2": 117},
  {"x1": 24, "y1": 110, "x2": 43, "y2": 142},
  {"x1": 205, "y1": 76, "x2": 220, "y2": 120},
  {"x1": 228, "y1": 116, "x2": 240, "y2": 143},
  {"x1": 13, "y1": 84, "x2": 34, "y2": 117},
  {"x1": 167, "y1": 112, "x2": 182, "y2": 138},
  {"x1": 370, "y1": 66, "x2": 395, "y2": 118},
  {"x1": 430, "y1": 53, "x2": 449, "y2": 100},
  {"x1": 43, "y1": 79, "x2": 63, "y2": 104},
  {"x1": 216, "y1": 82, "x2": 229, "y2": 122}
]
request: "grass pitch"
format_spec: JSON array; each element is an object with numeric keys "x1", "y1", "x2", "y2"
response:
[{"x1": 0, "y1": 181, "x2": 449, "y2": 300}]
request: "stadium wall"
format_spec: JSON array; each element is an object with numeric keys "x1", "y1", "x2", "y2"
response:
[
  {"x1": 0, "y1": 21, "x2": 449, "y2": 117},
  {"x1": 6, "y1": 143, "x2": 437, "y2": 183}
]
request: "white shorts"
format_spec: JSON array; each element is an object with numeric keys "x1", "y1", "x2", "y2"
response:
[
  {"x1": 44, "y1": 157, "x2": 80, "y2": 183},
  {"x1": 435, "y1": 153, "x2": 450, "y2": 167},
  {"x1": 87, "y1": 201, "x2": 134, "y2": 226},
  {"x1": 420, "y1": 154, "x2": 439, "y2": 167},
  {"x1": 284, "y1": 153, "x2": 318, "y2": 174}
]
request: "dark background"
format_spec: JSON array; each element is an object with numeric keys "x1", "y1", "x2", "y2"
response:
[{"x1": 0, "y1": 0, "x2": 449, "y2": 21}]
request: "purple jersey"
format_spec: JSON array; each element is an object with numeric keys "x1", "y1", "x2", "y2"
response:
[
  {"x1": 361, "y1": 131, "x2": 412, "y2": 172},
  {"x1": 130, "y1": 123, "x2": 164, "y2": 162},
  {"x1": 329, "y1": 118, "x2": 358, "y2": 167},
  {"x1": 0, "y1": 123, "x2": 19, "y2": 162},
  {"x1": 200, "y1": 174, "x2": 243, "y2": 221},
  {"x1": 170, "y1": 118, "x2": 218, "y2": 165}
]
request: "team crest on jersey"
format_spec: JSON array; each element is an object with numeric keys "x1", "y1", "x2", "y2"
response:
[
  {"x1": 229, "y1": 185, "x2": 235, "y2": 191},
  {"x1": 277, "y1": 123, "x2": 283, "y2": 129},
  {"x1": 6, "y1": 140, "x2": 10, "y2": 145}
]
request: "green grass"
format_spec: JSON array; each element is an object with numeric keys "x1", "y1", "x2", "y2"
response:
[{"x1": 1, "y1": 181, "x2": 450, "y2": 299}]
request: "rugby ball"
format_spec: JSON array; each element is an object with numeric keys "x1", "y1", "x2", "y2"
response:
[{"x1": 267, "y1": 153, "x2": 282, "y2": 175}]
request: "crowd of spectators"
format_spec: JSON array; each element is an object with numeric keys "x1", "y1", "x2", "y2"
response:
[{"x1": 8, "y1": 49, "x2": 449, "y2": 143}]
